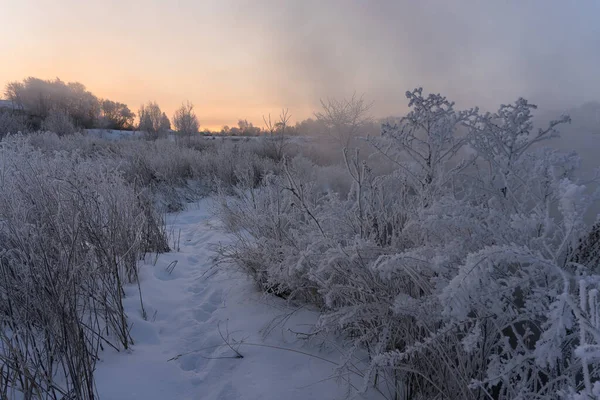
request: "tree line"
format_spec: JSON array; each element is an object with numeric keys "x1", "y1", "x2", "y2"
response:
[
  {"x1": 2, "y1": 77, "x2": 202, "y2": 137},
  {"x1": 2, "y1": 76, "x2": 388, "y2": 140}
]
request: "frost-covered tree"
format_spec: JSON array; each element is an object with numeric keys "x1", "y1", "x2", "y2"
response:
[
  {"x1": 3, "y1": 77, "x2": 142, "y2": 130},
  {"x1": 4, "y1": 82, "x2": 24, "y2": 111},
  {"x1": 235, "y1": 119, "x2": 260, "y2": 136},
  {"x1": 315, "y1": 93, "x2": 373, "y2": 147},
  {"x1": 5, "y1": 77, "x2": 100, "y2": 128},
  {"x1": 138, "y1": 101, "x2": 170, "y2": 139},
  {"x1": 173, "y1": 101, "x2": 199, "y2": 136},
  {"x1": 160, "y1": 112, "x2": 171, "y2": 132},
  {"x1": 99, "y1": 99, "x2": 135, "y2": 130}
]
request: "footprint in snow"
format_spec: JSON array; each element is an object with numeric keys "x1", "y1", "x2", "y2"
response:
[
  {"x1": 192, "y1": 290, "x2": 223, "y2": 323},
  {"x1": 193, "y1": 308, "x2": 212, "y2": 323}
]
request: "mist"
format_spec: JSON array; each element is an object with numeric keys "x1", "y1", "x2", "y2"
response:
[
  {"x1": 3, "y1": 2, "x2": 600, "y2": 398},
  {"x1": 2, "y1": 0, "x2": 598, "y2": 126},
  {"x1": 231, "y1": 0, "x2": 600, "y2": 116}
]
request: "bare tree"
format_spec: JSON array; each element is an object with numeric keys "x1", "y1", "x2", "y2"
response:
[
  {"x1": 173, "y1": 101, "x2": 199, "y2": 137},
  {"x1": 263, "y1": 108, "x2": 291, "y2": 160},
  {"x1": 314, "y1": 93, "x2": 373, "y2": 147}
]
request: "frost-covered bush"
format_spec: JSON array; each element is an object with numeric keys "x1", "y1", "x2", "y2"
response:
[
  {"x1": 42, "y1": 109, "x2": 77, "y2": 135},
  {"x1": 0, "y1": 137, "x2": 168, "y2": 399},
  {"x1": 20, "y1": 132, "x2": 283, "y2": 212},
  {"x1": 217, "y1": 89, "x2": 600, "y2": 399},
  {"x1": 0, "y1": 129, "x2": 292, "y2": 398},
  {"x1": 0, "y1": 110, "x2": 30, "y2": 138},
  {"x1": 199, "y1": 140, "x2": 280, "y2": 191}
]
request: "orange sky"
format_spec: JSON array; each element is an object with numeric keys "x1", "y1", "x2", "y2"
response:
[
  {"x1": 0, "y1": 0, "x2": 317, "y2": 130},
  {"x1": 1, "y1": 0, "x2": 599, "y2": 130}
]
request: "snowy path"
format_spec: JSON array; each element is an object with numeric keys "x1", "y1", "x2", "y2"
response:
[{"x1": 95, "y1": 198, "x2": 374, "y2": 400}]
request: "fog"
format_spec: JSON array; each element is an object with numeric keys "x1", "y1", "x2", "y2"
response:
[
  {"x1": 232, "y1": 0, "x2": 600, "y2": 116},
  {"x1": 2, "y1": 2, "x2": 600, "y2": 398},
  {"x1": 1, "y1": 0, "x2": 598, "y2": 125}
]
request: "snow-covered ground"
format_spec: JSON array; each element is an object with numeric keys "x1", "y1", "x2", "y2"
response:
[
  {"x1": 85, "y1": 129, "x2": 142, "y2": 140},
  {"x1": 95, "y1": 198, "x2": 376, "y2": 400}
]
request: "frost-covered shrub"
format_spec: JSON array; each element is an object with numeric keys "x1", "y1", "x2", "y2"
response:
[
  {"x1": 217, "y1": 89, "x2": 600, "y2": 399},
  {"x1": 0, "y1": 137, "x2": 168, "y2": 399},
  {"x1": 0, "y1": 129, "x2": 291, "y2": 398},
  {"x1": 22, "y1": 132, "x2": 283, "y2": 212},
  {"x1": 197, "y1": 140, "x2": 279, "y2": 192},
  {"x1": 182, "y1": 134, "x2": 218, "y2": 153},
  {"x1": 42, "y1": 109, "x2": 78, "y2": 135},
  {"x1": 0, "y1": 109, "x2": 30, "y2": 137}
]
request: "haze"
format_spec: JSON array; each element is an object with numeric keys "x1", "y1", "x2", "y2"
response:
[{"x1": 1, "y1": 0, "x2": 598, "y2": 129}]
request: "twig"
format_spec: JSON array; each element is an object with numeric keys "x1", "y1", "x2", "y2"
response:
[{"x1": 218, "y1": 322, "x2": 244, "y2": 359}]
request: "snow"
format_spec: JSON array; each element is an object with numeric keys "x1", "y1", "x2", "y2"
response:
[
  {"x1": 85, "y1": 129, "x2": 141, "y2": 140},
  {"x1": 0, "y1": 99, "x2": 16, "y2": 109},
  {"x1": 95, "y1": 198, "x2": 374, "y2": 400}
]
